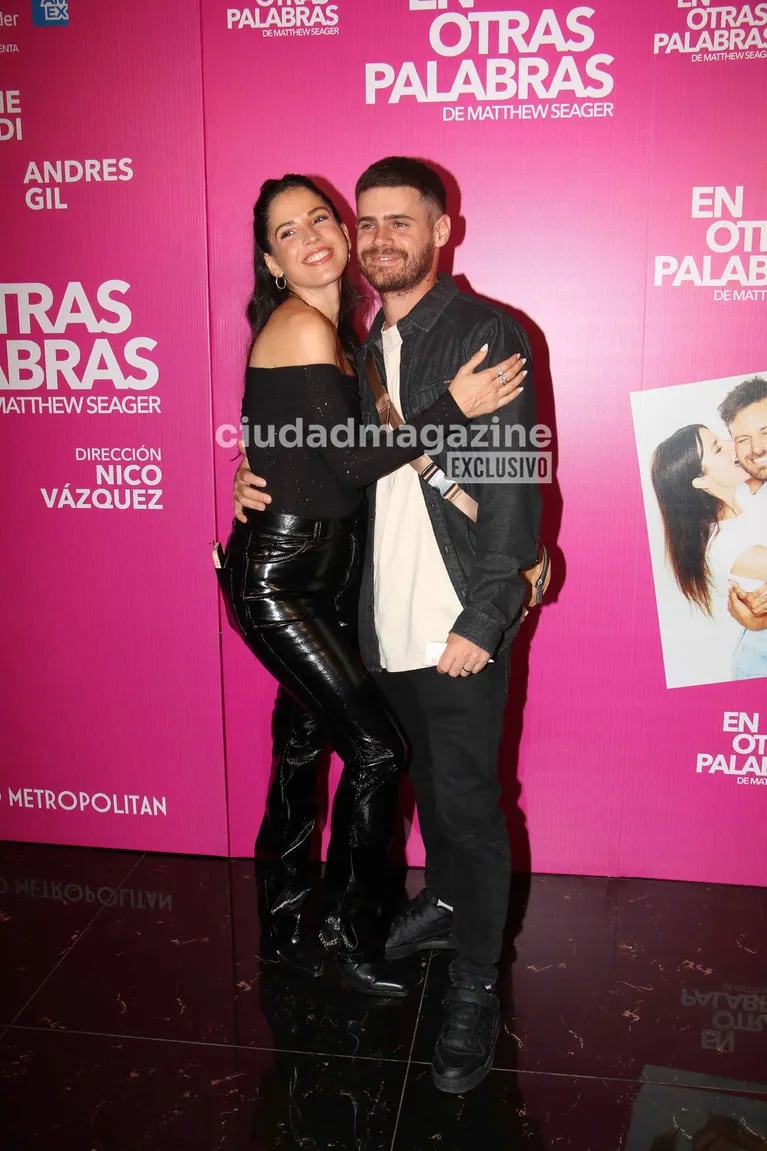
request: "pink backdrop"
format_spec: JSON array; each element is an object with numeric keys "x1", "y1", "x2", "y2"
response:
[
  {"x1": 2, "y1": 0, "x2": 765, "y2": 884},
  {"x1": 0, "y1": 1, "x2": 227, "y2": 853}
]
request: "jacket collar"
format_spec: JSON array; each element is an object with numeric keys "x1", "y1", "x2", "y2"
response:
[{"x1": 365, "y1": 274, "x2": 459, "y2": 347}]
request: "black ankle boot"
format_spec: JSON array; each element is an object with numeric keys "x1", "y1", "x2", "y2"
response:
[
  {"x1": 335, "y1": 957, "x2": 410, "y2": 998},
  {"x1": 266, "y1": 914, "x2": 323, "y2": 978}
]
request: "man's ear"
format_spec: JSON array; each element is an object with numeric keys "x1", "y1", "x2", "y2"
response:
[{"x1": 433, "y1": 213, "x2": 451, "y2": 250}]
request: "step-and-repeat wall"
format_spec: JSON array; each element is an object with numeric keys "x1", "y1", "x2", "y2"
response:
[{"x1": 1, "y1": 0, "x2": 764, "y2": 884}]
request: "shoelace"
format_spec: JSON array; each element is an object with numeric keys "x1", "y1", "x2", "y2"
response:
[
  {"x1": 397, "y1": 888, "x2": 434, "y2": 922},
  {"x1": 440, "y1": 990, "x2": 494, "y2": 1053},
  {"x1": 442, "y1": 1004, "x2": 483, "y2": 1052}
]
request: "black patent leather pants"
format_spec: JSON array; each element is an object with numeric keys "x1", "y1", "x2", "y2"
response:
[{"x1": 218, "y1": 511, "x2": 406, "y2": 959}]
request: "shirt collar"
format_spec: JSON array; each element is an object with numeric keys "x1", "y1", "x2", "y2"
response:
[{"x1": 365, "y1": 274, "x2": 458, "y2": 346}]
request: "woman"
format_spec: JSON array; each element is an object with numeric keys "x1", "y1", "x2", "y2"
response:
[
  {"x1": 651, "y1": 424, "x2": 767, "y2": 673},
  {"x1": 216, "y1": 174, "x2": 526, "y2": 997}
]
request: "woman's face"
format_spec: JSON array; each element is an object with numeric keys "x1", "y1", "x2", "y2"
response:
[
  {"x1": 697, "y1": 426, "x2": 747, "y2": 492},
  {"x1": 264, "y1": 186, "x2": 350, "y2": 294}
]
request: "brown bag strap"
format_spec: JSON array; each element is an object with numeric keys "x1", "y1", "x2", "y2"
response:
[{"x1": 365, "y1": 352, "x2": 480, "y2": 521}]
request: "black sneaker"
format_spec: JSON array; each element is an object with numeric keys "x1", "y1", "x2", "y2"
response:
[
  {"x1": 431, "y1": 979, "x2": 500, "y2": 1094},
  {"x1": 385, "y1": 888, "x2": 454, "y2": 961}
]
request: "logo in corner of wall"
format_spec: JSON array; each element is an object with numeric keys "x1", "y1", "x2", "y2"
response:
[
  {"x1": 30, "y1": 0, "x2": 69, "y2": 26},
  {"x1": 225, "y1": 1, "x2": 341, "y2": 38},
  {"x1": 652, "y1": 0, "x2": 767, "y2": 62},
  {"x1": 653, "y1": 184, "x2": 767, "y2": 300},
  {"x1": 695, "y1": 711, "x2": 767, "y2": 784}
]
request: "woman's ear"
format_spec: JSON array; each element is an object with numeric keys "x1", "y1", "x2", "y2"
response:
[
  {"x1": 264, "y1": 253, "x2": 282, "y2": 280},
  {"x1": 691, "y1": 475, "x2": 709, "y2": 492}
]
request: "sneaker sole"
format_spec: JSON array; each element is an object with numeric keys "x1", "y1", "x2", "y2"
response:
[
  {"x1": 431, "y1": 1057, "x2": 493, "y2": 1094},
  {"x1": 384, "y1": 938, "x2": 455, "y2": 961}
]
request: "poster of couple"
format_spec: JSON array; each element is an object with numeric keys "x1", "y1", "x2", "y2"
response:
[{"x1": 632, "y1": 371, "x2": 767, "y2": 689}]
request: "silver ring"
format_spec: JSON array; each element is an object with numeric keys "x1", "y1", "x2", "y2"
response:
[
  {"x1": 462, "y1": 666, "x2": 472, "y2": 672},
  {"x1": 497, "y1": 371, "x2": 507, "y2": 386}
]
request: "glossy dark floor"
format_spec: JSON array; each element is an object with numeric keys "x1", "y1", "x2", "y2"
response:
[{"x1": 2, "y1": 843, "x2": 766, "y2": 1151}]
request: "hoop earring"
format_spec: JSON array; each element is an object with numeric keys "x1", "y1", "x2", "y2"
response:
[{"x1": 274, "y1": 275, "x2": 287, "y2": 291}]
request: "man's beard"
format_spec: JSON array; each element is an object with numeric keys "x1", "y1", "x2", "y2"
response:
[
  {"x1": 742, "y1": 455, "x2": 767, "y2": 482},
  {"x1": 360, "y1": 239, "x2": 435, "y2": 294}
]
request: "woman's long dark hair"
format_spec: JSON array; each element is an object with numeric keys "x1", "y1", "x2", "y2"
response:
[
  {"x1": 246, "y1": 174, "x2": 358, "y2": 354},
  {"x1": 651, "y1": 424, "x2": 723, "y2": 615}
]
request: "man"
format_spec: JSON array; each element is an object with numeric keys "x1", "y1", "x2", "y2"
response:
[
  {"x1": 234, "y1": 157, "x2": 541, "y2": 1092},
  {"x1": 718, "y1": 377, "x2": 767, "y2": 675}
]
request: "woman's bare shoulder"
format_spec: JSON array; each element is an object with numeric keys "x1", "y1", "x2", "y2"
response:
[{"x1": 249, "y1": 301, "x2": 338, "y2": 368}]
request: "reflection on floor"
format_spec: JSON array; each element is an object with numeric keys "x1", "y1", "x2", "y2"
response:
[{"x1": 2, "y1": 841, "x2": 766, "y2": 1150}]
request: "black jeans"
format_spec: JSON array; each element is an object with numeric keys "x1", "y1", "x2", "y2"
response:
[
  {"x1": 218, "y1": 511, "x2": 406, "y2": 958},
  {"x1": 375, "y1": 658, "x2": 511, "y2": 984}
]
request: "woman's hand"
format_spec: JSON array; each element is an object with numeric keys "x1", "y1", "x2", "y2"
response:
[
  {"x1": 743, "y1": 581, "x2": 767, "y2": 616},
  {"x1": 729, "y1": 581, "x2": 767, "y2": 630},
  {"x1": 448, "y1": 346, "x2": 527, "y2": 418}
]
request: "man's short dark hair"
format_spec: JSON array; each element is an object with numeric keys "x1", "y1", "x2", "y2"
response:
[
  {"x1": 355, "y1": 156, "x2": 447, "y2": 215},
  {"x1": 718, "y1": 376, "x2": 767, "y2": 427}
]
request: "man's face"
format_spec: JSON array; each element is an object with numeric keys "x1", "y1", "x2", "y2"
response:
[
  {"x1": 730, "y1": 398, "x2": 767, "y2": 483},
  {"x1": 355, "y1": 185, "x2": 448, "y2": 294}
]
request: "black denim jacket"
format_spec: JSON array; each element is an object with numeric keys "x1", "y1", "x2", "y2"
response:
[{"x1": 355, "y1": 275, "x2": 542, "y2": 672}]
